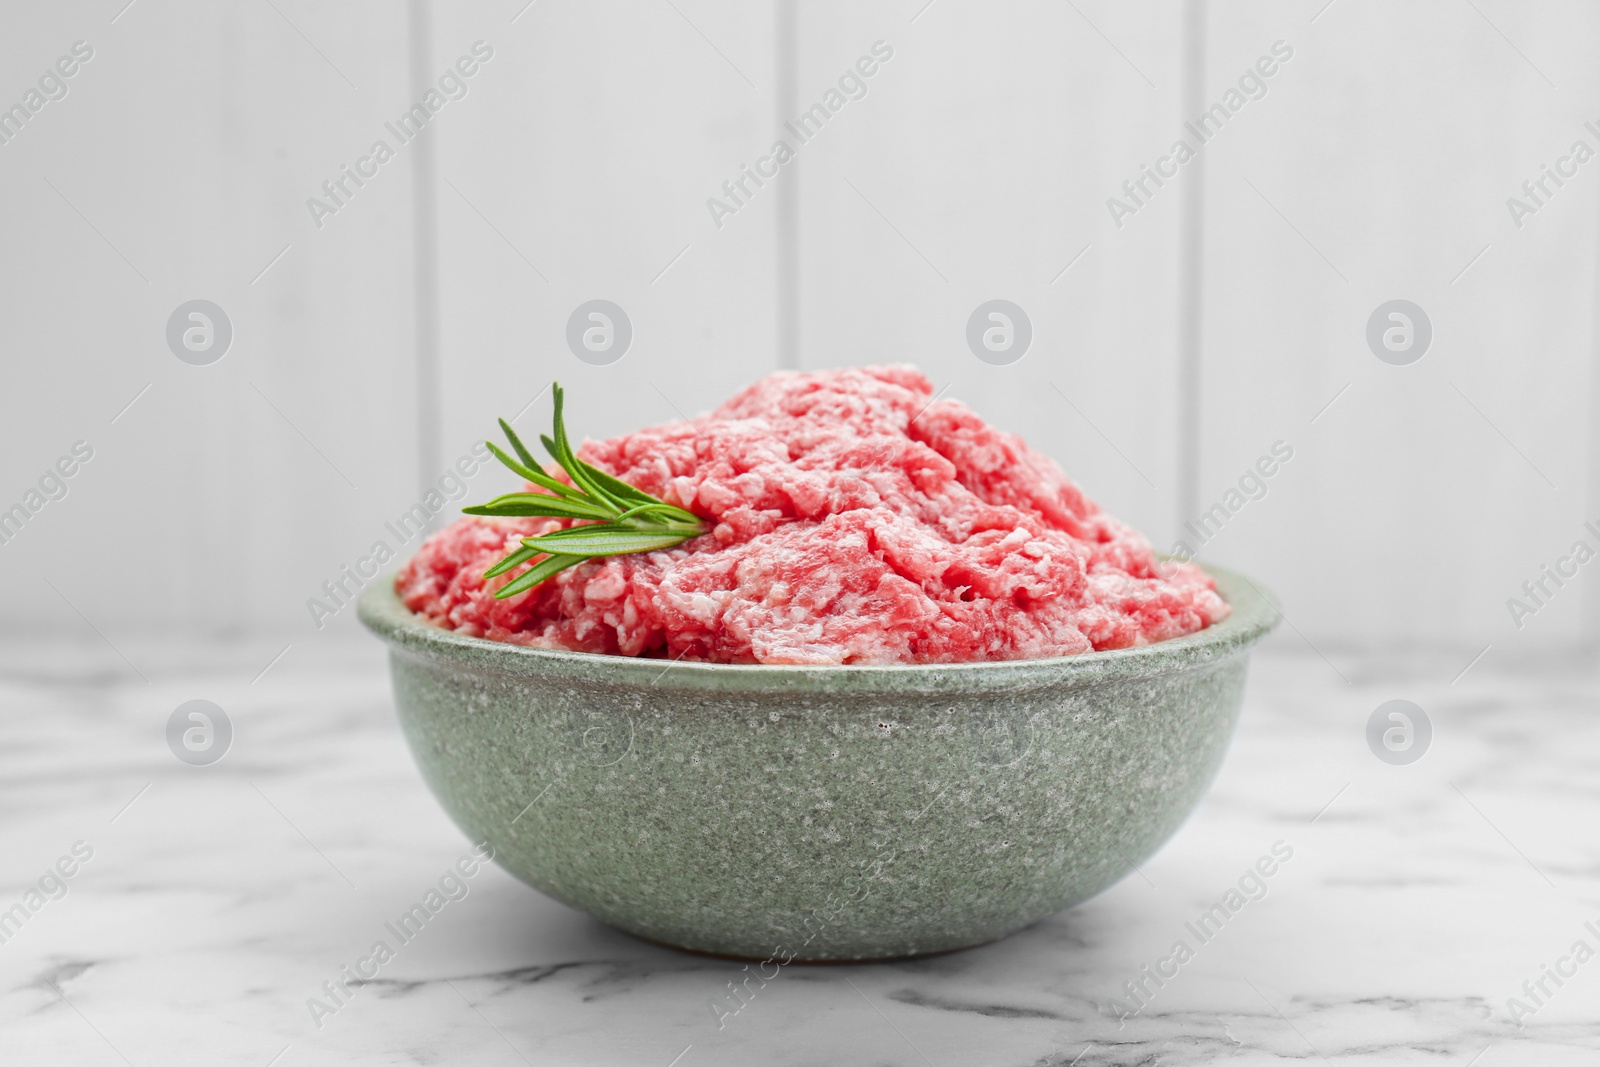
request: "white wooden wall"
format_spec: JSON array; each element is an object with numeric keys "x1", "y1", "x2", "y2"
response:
[
  {"x1": 1197, "y1": 0, "x2": 1600, "y2": 655},
  {"x1": 0, "y1": 0, "x2": 416, "y2": 644},
  {"x1": 2, "y1": 0, "x2": 1595, "y2": 659}
]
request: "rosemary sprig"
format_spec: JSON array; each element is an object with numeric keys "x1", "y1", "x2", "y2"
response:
[{"x1": 464, "y1": 383, "x2": 706, "y2": 599}]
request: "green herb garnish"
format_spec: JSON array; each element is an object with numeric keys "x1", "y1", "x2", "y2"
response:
[{"x1": 465, "y1": 382, "x2": 706, "y2": 599}]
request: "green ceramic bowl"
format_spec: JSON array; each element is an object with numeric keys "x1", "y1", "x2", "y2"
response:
[{"x1": 359, "y1": 564, "x2": 1276, "y2": 961}]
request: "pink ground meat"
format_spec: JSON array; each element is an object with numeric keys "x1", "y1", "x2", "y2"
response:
[{"x1": 396, "y1": 366, "x2": 1228, "y2": 664}]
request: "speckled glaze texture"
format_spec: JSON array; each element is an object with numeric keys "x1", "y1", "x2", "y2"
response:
[{"x1": 359, "y1": 564, "x2": 1277, "y2": 961}]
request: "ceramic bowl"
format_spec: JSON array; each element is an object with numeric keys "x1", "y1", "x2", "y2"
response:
[{"x1": 359, "y1": 564, "x2": 1276, "y2": 961}]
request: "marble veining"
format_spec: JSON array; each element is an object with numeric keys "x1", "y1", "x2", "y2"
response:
[{"x1": 0, "y1": 635, "x2": 1597, "y2": 1065}]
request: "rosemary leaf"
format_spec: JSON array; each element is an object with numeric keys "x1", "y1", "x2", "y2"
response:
[
  {"x1": 463, "y1": 492, "x2": 615, "y2": 521},
  {"x1": 494, "y1": 553, "x2": 585, "y2": 599},
  {"x1": 484, "y1": 441, "x2": 578, "y2": 499},
  {"x1": 483, "y1": 543, "x2": 541, "y2": 578},
  {"x1": 548, "y1": 385, "x2": 624, "y2": 511},
  {"x1": 521, "y1": 527, "x2": 694, "y2": 556},
  {"x1": 497, "y1": 417, "x2": 541, "y2": 471},
  {"x1": 612, "y1": 501, "x2": 688, "y2": 523},
  {"x1": 579, "y1": 460, "x2": 664, "y2": 508},
  {"x1": 464, "y1": 382, "x2": 710, "y2": 599}
]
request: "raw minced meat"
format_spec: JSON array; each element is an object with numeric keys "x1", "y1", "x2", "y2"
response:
[{"x1": 396, "y1": 365, "x2": 1228, "y2": 664}]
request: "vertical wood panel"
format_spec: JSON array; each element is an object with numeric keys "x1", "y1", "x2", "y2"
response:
[
  {"x1": 791, "y1": 0, "x2": 1188, "y2": 545},
  {"x1": 1194, "y1": 0, "x2": 1600, "y2": 653},
  {"x1": 0, "y1": 2, "x2": 418, "y2": 644},
  {"x1": 430, "y1": 0, "x2": 781, "y2": 472}
]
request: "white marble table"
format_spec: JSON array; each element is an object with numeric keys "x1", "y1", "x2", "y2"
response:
[{"x1": 2, "y1": 635, "x2": 1596, "y2": 1066}]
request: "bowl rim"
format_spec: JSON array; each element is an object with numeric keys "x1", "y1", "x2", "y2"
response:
[{"x1": 359, "y1": 561, "x2": 1280, "y2": 695}]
